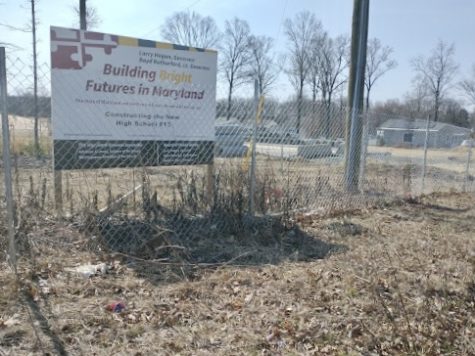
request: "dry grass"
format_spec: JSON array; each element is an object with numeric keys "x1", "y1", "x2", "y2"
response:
[
  {"x1": 1, "y1": 115, "x2": 52, "y2": 156},
  {"x1": 2, "y1": 117, "x2": 473, "y2": 216},
  {"x1": 369, "y1": 145, "x2": 473, "y2": 173},
  {"x1": 7, "y1": 152, "x2": 472, "y2": 222},
  {"x1": 1, "y1": 192, "x2": 474, "y2": 355}
]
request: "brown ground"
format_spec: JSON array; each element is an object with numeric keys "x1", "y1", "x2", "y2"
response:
[
  {"x1": 1, "y1": 192, "x2": 474, "y2": 355},
  {"x1": 369, "y1": 145, "x2": 473, "y2": 173}
]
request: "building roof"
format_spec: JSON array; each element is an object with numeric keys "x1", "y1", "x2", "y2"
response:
[
  {"x1": 216, "y1": 117, "x2": 281, "y2": 130},
  {"x1": 378, "y1": 118, "x2": 471, "y2": 132},
  {"x1": 215, "y1": 117, "x2": 242, "y2": 125}
]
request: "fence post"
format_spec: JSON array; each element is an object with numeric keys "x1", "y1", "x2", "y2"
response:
[
  {"x1": 280, "y1": 141, "x2": 284, "y2": 175},
  {"x1": 54, "y1": 170, "x2": 63, "y2": 215},
  {"x1": 248, "y1": 79, "x2": 258, "y2": 215},
  {"x1": 464, "y1": 141, "x2": 473, "y2": 192},
  {"x1": 344, "y1": 0, "x2": 369, "y2": 193},
  {"x1": 0, "y1": 47, "x2": 17, "y2": 272},
  {"x1": 206, "y1": 161, "x2": 214, "y2": 206},
  {"x1": 359, "y1": 110, "x2": 369, "y2": 190},
  {"x1": 420, "y1": 114, "x2": 430, "y2": 194}
]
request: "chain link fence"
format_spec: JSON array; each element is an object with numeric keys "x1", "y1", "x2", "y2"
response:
[{"x1": 1, "y1": 53, "x2": 474, "y2": 272}]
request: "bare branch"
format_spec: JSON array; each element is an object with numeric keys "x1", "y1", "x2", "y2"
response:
[
  {"x1": 160, "y1": 11, "x2": 220, "y2": 49},
  {"x1": 308, "y1": 32, "x2": 349, "y2": 137},
  {"x1": 403, "y1": 82, "x2": 432, "y2": 118},
  {"x1": 364, "y1": 38, "x2": 397, "y2": 109},
  {"x1": 0, "y1": 41, "x2": 23, "y2": 51},
  {"x1": 411, "y1": 40, "x2": 458, "y2": 121},
  {"x1": 72, "y1": 1, "x2": 102, "y2": 30},
  {"x1": 219, "y1": 17, "x2": 251, "y2": 119},
  {"x1": 284, "y1": 11, "x2": 322, "y2": 133},
  {"x1": 0, "y1": 22, "x2": 29, "y2": 32},
  {"x1": 459, "y1": 64, "x2": 475, "y2": 105},
  {"x1": 284, "y1": 11, "x2": 321, "y2": 94},
  {"x1": 246, "y1": 35, "x2": 278, "y2": 95},
  {"x1": 316, "y1": 34, "x2": 349, "y2": 100}
]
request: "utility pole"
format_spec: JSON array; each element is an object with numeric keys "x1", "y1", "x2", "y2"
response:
[
  {"x1": 80, "y1": 0, "x2": 87, "y2": 31},
  {"x1": 344, "y1": 0, "x2": 370, "y2": 192},
  {"x1": 421, "y1": 114, "x2": 431, "y2": 194},
  {"x1": 31, "y1": 0, "x2": 39, "y2": 158},
  {"x1": 56, "y1": 0, "x2": 87, "y2": 215}
]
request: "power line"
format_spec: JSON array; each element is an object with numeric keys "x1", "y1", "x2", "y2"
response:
[
  {"x1": 185, "y1": 0, "x2": 203, "y2": 11},
  {"x1": 275, "y1": 0, "x2": 288, "y2": 46},
  {"x1": 140, "y1": 0, "x2": 205, "y2": 39}
]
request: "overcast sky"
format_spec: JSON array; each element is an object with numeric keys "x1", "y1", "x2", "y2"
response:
[{"x1": 1, "y1": 0, "x2": 475, "y2": 107}]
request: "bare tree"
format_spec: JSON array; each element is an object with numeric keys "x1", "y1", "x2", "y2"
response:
[
  {"x1": 307, "y1": 32, "x2": 325, "y2": 104},
  {"x1": 459, "y1": 64, "x2": 475, "y2": 105},
  {"x1": 246, "y1": 35, "x2": 278, "y2": 95},
  {"x1": 411, "y1": 40, "x2": 458, "y2": 122},
  {"x1": 403, "y1": 83, "x2": 431, "y2": 119},
  {"x1": 220, "y1": 18, "x2": 251, "y2": 120},
  {"x1": 316, "y1": 34, "x2": 349, "y2": 137},
  {"x1": 161, "y1": 11, "x2": 220, "y2": 49},
  {"x1": 438, "y1": 98, "x2": 470, "y2": 127},
  {"x1": 284, "y1": 11, "x2": 321, "y2": 134},
  {"x1": 305, "y1": 29, "x2": 325, "y2": 139},
  {"x1": 364, "y1": 38, "x2": 396, "y2": 111},
  {"x1": 73, "y1": 0, "x2": 101, "y2": 30}
]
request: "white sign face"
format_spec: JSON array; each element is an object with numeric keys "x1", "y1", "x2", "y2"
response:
[{"x1": 50, "y1": 26, "x2": 217, "y2": 169}]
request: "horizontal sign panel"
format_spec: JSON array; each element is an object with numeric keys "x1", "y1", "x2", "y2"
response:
[{"x1": 53, "y1": 140, "x2": 213, "y2": 170}]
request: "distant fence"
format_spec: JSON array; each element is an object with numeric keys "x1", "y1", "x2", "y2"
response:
[{"x1": 1, "y1": 53, "x2": 474, "y2": 269}]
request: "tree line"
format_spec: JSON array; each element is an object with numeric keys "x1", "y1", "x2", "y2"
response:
[
  {"x1": 160, "y1": 10, "x2": 391, "y2": 136},
  {"x1": 3, "y1": 3, "x2": 475, "y2": 137},
  {"x1": 160, "y1": 10, "x2": 475, "y2": 131}
]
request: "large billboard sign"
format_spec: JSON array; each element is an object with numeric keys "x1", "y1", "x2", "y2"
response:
[{"x1": 50, "y1": 26, "x2": 217, "y2": 170}]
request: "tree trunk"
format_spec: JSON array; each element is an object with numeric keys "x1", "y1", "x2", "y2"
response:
[
  {"x1": 365, "y1": 85, "x2": 371, "y2": 131},
  {"x1": 325, "y1": 92, "x2": 332, "y2": 138},
  {"x1": 296, "y1": 79, "x2": 303, "y2": 135},
  {"x1": 311, "y1": 78, "x2": 317, "y2": 103},
  {"x1": 320, "y1": 90, "x2": 327, "y2": 137},
  {"x1": 226, "y1": 77, "x2": 234, "y2": 120},
  {"x1": 365, "y1": 85, "x2": 371, "y2": 113},
  {"x1": 434, "y1": 91, "x2": 440, "y2": 122},
  {"x1": 311, "y1": 79, "x2": 317, "y2": 137},
  {"x1": 258, "y1": 76, "x2": 264, "y2": 96}
]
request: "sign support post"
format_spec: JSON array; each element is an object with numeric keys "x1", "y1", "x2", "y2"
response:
[{"x1": 0, "y1": 47, "x2": 17, "y2": 271}]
